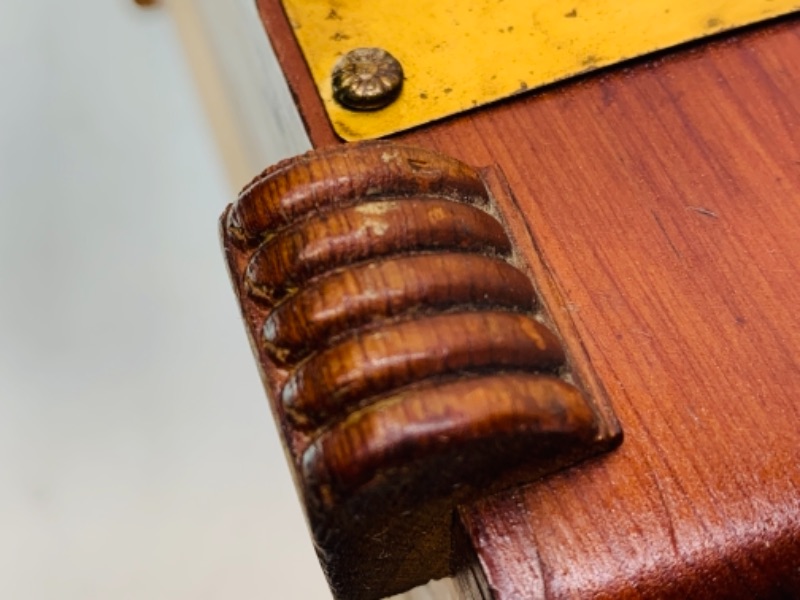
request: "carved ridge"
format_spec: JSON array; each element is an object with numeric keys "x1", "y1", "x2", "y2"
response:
[
  {"x1": 281, "y1": 310, "x2": 567, "y2": 430},
  {"x1": 243, "y1": 197, "x2": 511, "y2": 305},
  {"x1": 228, "y1": 141, "x2": 489, "y2": 243},
  {"x1": 262, "y1": 253, "x2": 536, "y2": 365},
  {"x1": 302, "y1": 373, "x2": 598, "y2": 511}
]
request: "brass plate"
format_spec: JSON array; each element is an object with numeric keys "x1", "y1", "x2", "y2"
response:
[{"x1": 281, "y1": 1, "x2": 799, "y2": 141}]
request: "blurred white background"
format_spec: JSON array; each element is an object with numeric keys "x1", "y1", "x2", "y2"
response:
[{"x1": 0, "y1": 1, "x2": 331, "y2": 598}]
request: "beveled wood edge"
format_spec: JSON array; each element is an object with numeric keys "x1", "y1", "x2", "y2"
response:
[
  {"x1": 256, "y1": 0, "x2": 339, "y2": 147},
  {"x1": 479, "y1": 166, "x2": 623, "y2": 443}
]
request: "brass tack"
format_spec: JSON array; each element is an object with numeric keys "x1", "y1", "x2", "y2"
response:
[{"x1": 331, "y1": 48, "x2": 404, "y2": 111}]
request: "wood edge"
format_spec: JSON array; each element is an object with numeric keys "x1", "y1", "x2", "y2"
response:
[
  {"x1": 219, "y1": 206, "x2": 310, "y2": 470},
  {"x1": 166, "y1": 0, "x2": 260, "y2": 188},
  {"x1": 256, "y1": 0, "x2": 340, "y2": 147}
]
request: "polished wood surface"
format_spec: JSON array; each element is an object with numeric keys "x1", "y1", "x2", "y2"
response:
[
  {"x1": 244, "y1": 198, "x2": 511, "y2": 306},
  {"x1": 261, "y1": 252, "x2": 536, "y2": 364},
  {"x1": 256, "y1": 4, "x2": 800, "y2": 598},
  {"x1": 222, "y1": 142, "x2": 620, "y2": 599}
]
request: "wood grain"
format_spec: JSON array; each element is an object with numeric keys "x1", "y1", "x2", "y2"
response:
[
  {"x1": 244, "y1": 198, "x2": 511, "y2": 305},
  {"x1": 302, "y1": 374, "x2": 598, "y2": 510},
  {"x1": 228, "y1": 141, "x2": 487, "y2": 242},
  {"x1": 257, "y1": 3, "x2": 800, "y2": 598},
  {"x1": 221, "y1": 141, "x2": 620, "y2": 599},
  {"x1": 281, "y1": 311, "x2": 566, "y2": 429},
  {"x1": 262, "y1": 253, "x2": 535, "y2": 364}
]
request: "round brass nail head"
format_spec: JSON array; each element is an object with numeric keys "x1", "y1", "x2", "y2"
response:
[{"x1": 332, "y1": 48, "x2": 404, "y2": 111}]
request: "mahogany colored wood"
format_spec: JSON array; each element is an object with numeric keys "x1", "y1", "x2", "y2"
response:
[
  {"x1": 221, "y1": 142, "x2": 620, "y2": 599},
  {"x1": 244, "y1": 198, "x2": 511, "y2": 305},
  {"x1": 304, "y1": 373, "x2": 600, "y2": 510},
  {"x1": 227, "y1": 143, "x2": 487, "y2": 242},
  {"x1": 262, "y1": 253, "x2": 536, "y2": 364},
  {"x1": 254, "y1": 4, "x2": 800, "y2": 599},
  {"x1": 282, "y1": 310, "x2": 567, "y2": 429}
]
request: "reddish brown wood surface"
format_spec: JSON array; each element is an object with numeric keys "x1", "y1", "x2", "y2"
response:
[
  {"x1": 222, "y1": 141, "x2": 620, "y2": 599},
  {"x1": 262, "y1": 253, "x2": 536, "y2": 364},
  {"x1": 257, "y1": 4, "x2": 800, "y2": 598},
  {"x1": 305, "y1": 373, "x2": 600, "y2": 509},
  {"x1": 244, "y1": 198, "x2": 511, "y2": 305}
]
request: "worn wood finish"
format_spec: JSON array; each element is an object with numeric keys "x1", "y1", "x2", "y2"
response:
[
  {"x1": 256, "y1": 3, "x2": 800, "y2": 598},
  {"x1": 222, "y1": 141, "x2": 621, "y2": 599},
  {"x1": 303, "y1": 374, "x2": 599, "y2": 510},
  {"x1": 227, "y1": 142, "x2": 487, "y2": 242},
  {"x1": 244, "y1": 198, "x2": 511, "y2": 305}
]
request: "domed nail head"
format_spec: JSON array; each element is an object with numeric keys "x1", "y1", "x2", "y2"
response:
[{"x1": 332, "y1": 48, "x2": 404, "y2": 111}]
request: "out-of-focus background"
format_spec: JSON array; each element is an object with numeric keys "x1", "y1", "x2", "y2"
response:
[{"x1": 0, "y1": 1, "x2": 330, "y2": 598}]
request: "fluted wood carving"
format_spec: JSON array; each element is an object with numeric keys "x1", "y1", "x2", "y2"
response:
[{"x1": 221, "y1": 141, "x2": 621, "y2": 600}]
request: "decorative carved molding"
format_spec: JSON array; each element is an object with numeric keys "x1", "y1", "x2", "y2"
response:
[{"x1": 221, "y1": 140, "x2": 621, "y2": 599}]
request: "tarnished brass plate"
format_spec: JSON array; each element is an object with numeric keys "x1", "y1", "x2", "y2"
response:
[{"x1": 281, "y1": 0, "x2": 799, "y2": 140}]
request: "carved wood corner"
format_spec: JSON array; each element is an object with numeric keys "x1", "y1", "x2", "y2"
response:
[{"x1": 220, "y1": 141, "x2": 622, "y2": 599}]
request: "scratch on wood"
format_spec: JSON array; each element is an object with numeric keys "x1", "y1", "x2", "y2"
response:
[
  {"x1": 686, "y1": 206, "x2": 718, "y2": 218},
  {"x1": 651, "y1": 211, "x2": 682, "y2": 259}
]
